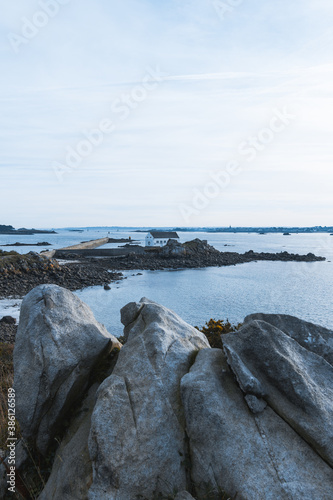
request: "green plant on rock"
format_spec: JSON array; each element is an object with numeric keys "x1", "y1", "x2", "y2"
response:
[{"x1": 196, "y1": 319, "x2": 242, "y2": 349}]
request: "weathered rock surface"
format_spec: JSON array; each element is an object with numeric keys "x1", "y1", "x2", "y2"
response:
[
  {"x1": 245, "y1": 313, "x2": 333, "y2": 366},
  {"x1": 222, "y1": 318, "x2": 333, "y2": 467},
  {"x1": 14, "y1": 284, "x2": 121, "y2": 455},
  {"x1": 160, "y1": 238, "x2": 187, "y2": 257},
  {"x1": 10, "y1": 295, "x2": 332, "y2": 500},
  {"x1": 88, "y1": 298, "x2": 209, "y2": 500},
  {"x1": 181, "y1": 348, "x2": 333, "y2": 500}
]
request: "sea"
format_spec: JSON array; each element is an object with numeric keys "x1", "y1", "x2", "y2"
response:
[{"x1": 1, "y1": 228, "x2": 332, "y2": 337}]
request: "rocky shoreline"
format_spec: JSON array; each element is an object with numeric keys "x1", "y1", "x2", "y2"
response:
[
  {"x1": 63, "y1": 238, "x2": 326, "y2": 271},
  {"x1": 103, "y1": 248, "x2": 326, "y2": 271},
  {"x1": 0, "y1": 239, "x2": 326, "y2": 300},
  {"x1": 0, "y1": 252, "x2": 122, "y2": 300},
  {"x1": 2, "y1": 288, "x2": 332, "y2": 499},
  {"x1": 0, "y1": 253, "x2": 122, "y2": 342},
  {"x1": 0, "y1": 239, "x2": 326, "y2": 344}
]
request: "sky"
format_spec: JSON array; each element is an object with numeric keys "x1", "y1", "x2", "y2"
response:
[{"x1": 1, "y1": 0, "x2": 333, "y2": 228}]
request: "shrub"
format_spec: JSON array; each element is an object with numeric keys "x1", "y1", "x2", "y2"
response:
[{"x1": 196, "y1": 319, "x2": 242, "y2": 349}]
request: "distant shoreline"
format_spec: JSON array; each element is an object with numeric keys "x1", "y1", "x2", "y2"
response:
[
  {"x1": 1, "y1": 225, "x2": 333, "y2": 236},
  {"x1": 0, "y1": 225, "x2": 56, "y2": 235},
  {"x1": 133, "y1": 226, "x2": 333, "y2": 234}
]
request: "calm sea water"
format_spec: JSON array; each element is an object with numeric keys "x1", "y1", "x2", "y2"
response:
[{"x1": 1, "y1": 228, "x2": 332, "y2": 335}]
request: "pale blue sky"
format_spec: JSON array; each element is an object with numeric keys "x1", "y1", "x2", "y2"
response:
[{"x1": 1, "y1": 0, "x2": 332, "y2": 227}]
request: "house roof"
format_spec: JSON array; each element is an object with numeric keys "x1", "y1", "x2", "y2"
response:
[{"x1": 149, "y1": 231, "x2": 179, "y2": 239}]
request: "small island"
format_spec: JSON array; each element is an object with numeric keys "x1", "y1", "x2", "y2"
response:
[
  {"x1": 0, "y1": 224, "x2": 57, "y2": 235},
  {"x1": 1, "y1": 242, "x2": 51, "y2": 247}
]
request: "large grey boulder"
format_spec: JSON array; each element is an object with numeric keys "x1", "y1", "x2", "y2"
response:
[
  {"x1": 222, "y1": 318, "x2": 333, "y2": 467},
  {"x1": 245, "y1": 313, "x2": 333, "y2": 366},
  {"x1": 88, "y1": 297, "x2": 209, "y2": 500},
  {"x1": 160, "y1": 238, "x2": 186, "y2": 257},
  {"x1": 181, "y1": 348, "x2": 333, "y2": 500},
  {"x1": 14, "y1": 284, "x2": 121, "y2": 455},
  {"x1": 13, "y1": 294, "x2": 333, "y2": 499}
]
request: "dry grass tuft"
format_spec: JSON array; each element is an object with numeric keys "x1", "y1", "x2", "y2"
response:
[{"x1": 0, "y1": 343, "x2": 17, "y2": 450}]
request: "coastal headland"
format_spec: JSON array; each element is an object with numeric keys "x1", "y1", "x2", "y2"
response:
[
  {"x1": 54, "y1": 237, "x2": 326, "y2": 267},
  {"x1": 0, "y1": 238, "x2": 325, "y2": 303},
  {"x1": 0, "y1": 236, "x2": 327, "y2": 344}
]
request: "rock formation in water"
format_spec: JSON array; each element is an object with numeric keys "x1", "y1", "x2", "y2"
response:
[{"x1": 2, "y1": 285, "x2": 332, "y2": 499}]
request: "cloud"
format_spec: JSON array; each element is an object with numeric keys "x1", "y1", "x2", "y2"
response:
[{"x1": 1, "y1": 0, "x2": 332, "y2": 227}]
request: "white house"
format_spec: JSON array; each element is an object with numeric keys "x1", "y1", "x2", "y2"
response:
[{"x1": 145, "y1": 231, "x2": 179, "y2": 247}]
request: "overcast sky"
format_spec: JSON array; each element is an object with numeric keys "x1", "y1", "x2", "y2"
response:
[{"x1": 1, "y1": 0, "x2": 333, "y2": 228}]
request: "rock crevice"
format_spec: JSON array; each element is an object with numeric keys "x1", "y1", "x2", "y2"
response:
[{"x1": 222, "y1": 317, "x2": 333, "y2": 468}]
